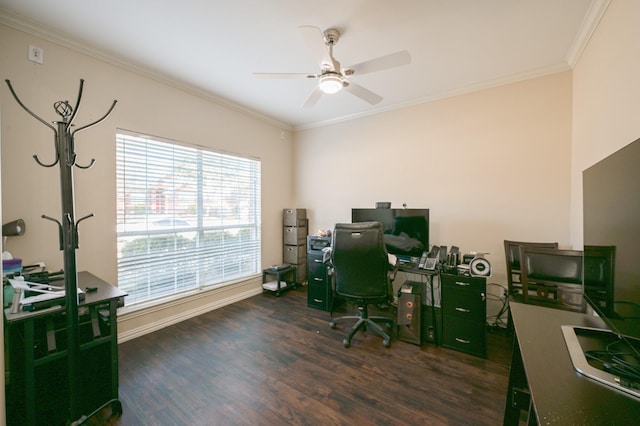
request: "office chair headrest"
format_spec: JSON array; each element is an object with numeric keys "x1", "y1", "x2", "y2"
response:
[{"x1": 334, "y1": 221, "x2": 383, "y2": 232}]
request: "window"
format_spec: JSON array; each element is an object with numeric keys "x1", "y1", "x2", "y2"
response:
[{"x1": 116, "y1": 130, "x2": 261, "y2": 305}]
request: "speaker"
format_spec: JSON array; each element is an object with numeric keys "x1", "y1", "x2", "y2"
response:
[
  {"x1": 469, "y1": 255, "x2": 491, "y2": 277},
  {"x1": 438, "y1": 246, "x2": 448, "y2": 264},
  {"x1": 2, "y1": 219, "x2": 25, "y2": 237}
]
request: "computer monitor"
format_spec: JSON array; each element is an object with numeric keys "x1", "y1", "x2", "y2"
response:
[
  {"x1": 563, "y1": 137, "x2": 640, "y2": 399},
  {"x1": 351, "y1": 208, "x2": 429, "y2": 256},
  {"x1": 582, "y1": 138, "x2": 640, "y2": 342}
]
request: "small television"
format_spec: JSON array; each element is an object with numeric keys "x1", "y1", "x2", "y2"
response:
[
  {"x1": 563, "y1": 137, "x2": 640, "y2": 399},
  {"x1": 351, "y1": 208, "x2": 429, "y2": 256}
]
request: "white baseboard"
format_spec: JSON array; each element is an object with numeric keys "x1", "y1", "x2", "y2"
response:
[{"x1": 117, "y1": 281, "x2": 263, "y2": 343}]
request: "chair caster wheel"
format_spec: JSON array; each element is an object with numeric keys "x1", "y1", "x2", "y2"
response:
[
  {"x1": 383, "y1": 339, "x2": 391, "y2": 348},
  {"x1": 343, "y1": 339, "x2": 350, "y2": 348},
  {"x1": 330, "y1": 321, "x2": 336, "y2": 329}
]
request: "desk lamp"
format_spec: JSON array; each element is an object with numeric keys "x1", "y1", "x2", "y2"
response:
[{"x1": 2, "y1": 219, "x2": 26, "y2": 260}]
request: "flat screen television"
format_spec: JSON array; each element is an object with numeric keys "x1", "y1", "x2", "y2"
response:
[
  {"x1": 583, "y1": 138, "x2": 640, "y2": 339},
  {"x1": 563, "y1": 137, "x2": 640, "y2": 399},
  {"x1": 351, "y1": 208, "x2": 429, "y2": 256}
]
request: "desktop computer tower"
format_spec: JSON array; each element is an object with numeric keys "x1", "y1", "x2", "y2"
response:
[
  {"x1": 397, "y1": 280, "x2": 443, "y2": 345},
  {"x1": 397, "y1": 281, "x2": 422, "y2": 345}
]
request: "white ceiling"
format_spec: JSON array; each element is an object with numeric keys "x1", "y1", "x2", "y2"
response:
[{"x1": 0, "y1": 0, "x2": 608, "y2": 130}]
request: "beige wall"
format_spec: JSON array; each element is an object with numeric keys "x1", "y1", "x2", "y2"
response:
[
  {"x1": 294, "y1": 71, "x2": 574, "y2": 288},
  {"x1": 570, "y1": 0, "x2": 640, "y2": 248},
  {"x1": 0, "y1": 24, "x2": 293, "y2": 338}
]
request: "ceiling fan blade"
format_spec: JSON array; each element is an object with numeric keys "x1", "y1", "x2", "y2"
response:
[
  {"x1": 303, "y1": 86, "x2": 324, "y2": 108},
  {"x1": 253, "y1": 72, "x2": 317, "y2": 79},
  {"x1": 298, "y1": 25, "x2": 331, "y2": 68},
  {"x1": 343, "y1": 81, "x2": 383, "y2": 105},
  {"x1": 347, "y1": 50, "x2": 411, "y2": 76}
]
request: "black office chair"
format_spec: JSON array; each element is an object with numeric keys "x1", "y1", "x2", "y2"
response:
[
  {"x1": 519, "y1": 246, "x2": 585, "y2": 312},
  {"x1": 505, "y1": 241, "x2": 562, "y2": 333},
  {"x1": 329, "y1": 221, "x2": 395, "y2": 348},
  {"x1": 504, "y1": 240, "x2": 559, "y2": 298},
  {"x1": 583, "y1": 245, "x2": 616, "y2": 312}
]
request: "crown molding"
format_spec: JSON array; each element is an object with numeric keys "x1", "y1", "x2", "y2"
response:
[
  {"x1": 295, "y1": 62, "x2": 572, "y2": 131},
  {"x1": 0, "y1": 9, "x2": 293, "y2": 132},
  {"x1": 565, "y1": 0, "x2": 611, "y2": 67}
]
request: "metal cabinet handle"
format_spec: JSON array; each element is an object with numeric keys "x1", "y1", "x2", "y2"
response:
[
  {"x1": 455, "y1": 307, "x2": 471, "y2": 313},
  {"x1": 313, "y1": 298, "x2": 323, "y2": 303},
  {"x1": 313, "y1": 277, "x2": 323, "y2": 282},
  {"x1": 455, "y1": 337, "x2": 471, "y2": 344},
  {"x1": 455, "y1": 281, "x2": 470, "y2": 286}
]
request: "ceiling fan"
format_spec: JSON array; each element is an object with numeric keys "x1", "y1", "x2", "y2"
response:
[{"x1": 253, "y1": 26, "x2": 411, "y2": 108}]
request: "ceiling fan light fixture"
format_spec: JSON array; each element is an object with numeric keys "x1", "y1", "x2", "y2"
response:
[{"x1": 319, "y1": 73, "x2": 343, "y2": 94}]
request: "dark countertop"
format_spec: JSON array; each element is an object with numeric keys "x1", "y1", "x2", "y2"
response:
[
  {"x1": 510, "y1": 302, "x2": 640, "y2": 424},
  {"x1": 4, "y1": 271, "x2": 126, "y2": 323}
]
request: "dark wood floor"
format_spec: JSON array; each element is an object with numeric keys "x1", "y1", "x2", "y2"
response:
[{"x1": 106, "y1": 285, "x2": 513, "y2": 425}]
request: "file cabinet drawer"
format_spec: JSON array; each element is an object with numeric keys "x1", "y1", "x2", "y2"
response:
[
  {"x1": 441, "y1": 285, "x2": 485, "y2": 322},
  {"x1": 308, "y1": 281, "x2": 332, "y2": 310},
  {"x1": 442, "y1": 316, "x2": 486, "y2": 357},
  {"x1": 308, "y1": 253, "x2": 328, "y2": 278},
  {"x1": 441, "y1": 274, "x2": 486, "y2": 294}
]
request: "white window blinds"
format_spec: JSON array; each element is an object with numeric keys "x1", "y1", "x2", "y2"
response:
[{"x1": 116, "y1": 130, "x2": 261, "y2": 305}]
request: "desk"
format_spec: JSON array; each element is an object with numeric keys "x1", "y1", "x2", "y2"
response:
[
  {"x1": 397, "y1": 263, "x2": 439, "y2": 345},
  {"x1": 504, "y1": 302, "x2": 640, "y2": 424},
  {"x1": 4, "y1": 271, "x2": 127, "y2": 425}
]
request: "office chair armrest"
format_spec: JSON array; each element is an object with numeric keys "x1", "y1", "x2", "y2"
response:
[{"x1": 389, "y1": 262, "x2": 400, "y2": 282}]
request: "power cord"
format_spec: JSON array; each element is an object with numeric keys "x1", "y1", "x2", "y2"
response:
[
  {"x1": 585, "y1": 340, "x2": 640, "y2": 387},
  {"x1": 486, "y1": 282, "x2": 509, "y2": 329}
]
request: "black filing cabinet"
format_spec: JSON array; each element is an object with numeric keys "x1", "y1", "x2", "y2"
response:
[
  {"x1": 307, "y1": 236, "x2": 331, "y2": 310},
  {"x1": 441, "y1": 273, "x2": 487, "y2": 357}
]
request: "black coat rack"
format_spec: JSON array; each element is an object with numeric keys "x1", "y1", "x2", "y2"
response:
[{"x1": 5, "y1": 79, "x2": 117, "y2": 424}]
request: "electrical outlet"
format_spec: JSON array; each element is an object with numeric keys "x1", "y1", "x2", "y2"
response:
[{"x1": 28, "y1": 45, "x2": 44, "y2": 64}]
